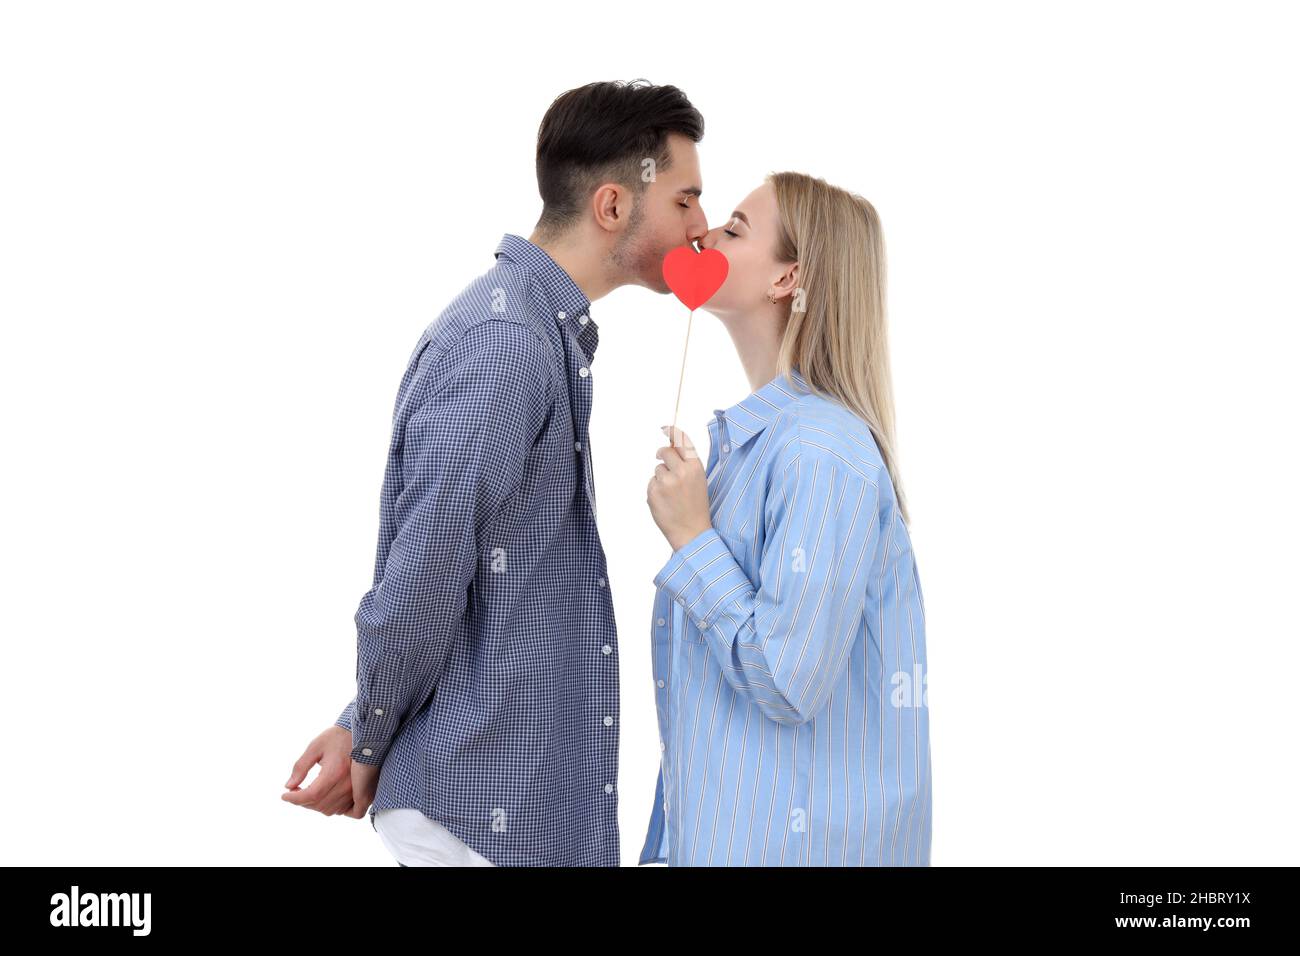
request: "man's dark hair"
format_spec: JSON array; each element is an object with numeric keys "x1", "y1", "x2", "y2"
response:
[{"x1": 534, "y1": 79, "x2": 704, "y2": 238}]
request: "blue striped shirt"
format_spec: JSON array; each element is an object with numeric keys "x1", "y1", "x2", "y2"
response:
[
  {"x1": 335, "y1": 234, "x2": 620, "y2": 866},
  {"x1": 638, "y1": 368, "x2": 932, "y2": 866}
]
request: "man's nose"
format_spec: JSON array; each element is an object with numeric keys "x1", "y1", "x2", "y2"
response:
[{"x1": 685, "y1": 206, "x2": 709, "y2": 245}]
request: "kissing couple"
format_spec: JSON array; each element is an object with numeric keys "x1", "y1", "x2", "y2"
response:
[{"x1": 282, "y1": 79, "x2": 931, "y2": 868}]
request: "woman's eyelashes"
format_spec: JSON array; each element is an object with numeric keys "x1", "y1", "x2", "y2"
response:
[{"x1": 722, "y1": 216, "x2": 740, "y2": 238}]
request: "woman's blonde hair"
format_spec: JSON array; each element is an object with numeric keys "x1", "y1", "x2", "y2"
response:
[{"x1": 768, "y1": 170, "x2": 910, "y2": 524}]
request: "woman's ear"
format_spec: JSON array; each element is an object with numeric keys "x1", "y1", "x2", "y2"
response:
[{"x1": 772, "y1": 261, "x2": 800, "y2": 299}]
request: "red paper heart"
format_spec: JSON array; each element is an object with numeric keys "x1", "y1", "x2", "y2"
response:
[{"x1": 662, "y1": 245, "x2": 729, "y2": 311}]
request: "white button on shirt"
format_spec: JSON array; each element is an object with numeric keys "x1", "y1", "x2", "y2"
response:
[{"x1": 579, "y1": 366, "x2": 589, "y2": 378}]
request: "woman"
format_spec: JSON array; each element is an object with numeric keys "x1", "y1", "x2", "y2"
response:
[{"x1": 641, "y1": 171, "x2": 931, "y2": 866}]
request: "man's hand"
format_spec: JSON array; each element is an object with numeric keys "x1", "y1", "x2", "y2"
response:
[
  {"x1": 282, "y1": 725, "x2": 366, "y2": 817},
  {"x1": 350, "y1": 761, "x2": 381, "y2": 820}
]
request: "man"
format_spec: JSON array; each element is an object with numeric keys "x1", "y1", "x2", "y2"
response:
[{"x1": 281, "y1": 79, "x2": 709, "y2": 866}]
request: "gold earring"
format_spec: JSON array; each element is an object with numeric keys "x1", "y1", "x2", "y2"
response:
[{"x1": 765, "y1": 289, "x2": 777, "y2": 304}]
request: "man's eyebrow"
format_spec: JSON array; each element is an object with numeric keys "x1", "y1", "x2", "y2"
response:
[
  {"x1": 731, "y1": 209, "x2": 750, "y2": 226},
  {"x1": 679, "y1": 187, "x2": 703, "y2": 198}
]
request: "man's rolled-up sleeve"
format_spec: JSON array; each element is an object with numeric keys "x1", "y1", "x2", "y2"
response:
[{"x1": 346, "y1": 321, "x2": 554, "y2": 765}]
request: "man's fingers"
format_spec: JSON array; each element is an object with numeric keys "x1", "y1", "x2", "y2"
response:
[
  {"x1": 281, "y1": 776, "x2": 323, "y2": 808},
  {"x1": 281, "y1": 757, "x2": 342, "y2": 809},
  {"x1": 282, "y1": 772, "x2": 354, "y2": 813},
  {"x1": 284, "y1": 746, "x2": 319, "y2": 790}
]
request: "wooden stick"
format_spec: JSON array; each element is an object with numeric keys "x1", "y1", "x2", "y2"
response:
[{"x1": 670, "y1": 307, "x2": 695, "y2": 443}]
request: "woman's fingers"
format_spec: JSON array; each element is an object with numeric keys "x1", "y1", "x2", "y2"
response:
[
  {"x1": 661, "y1": 425, "x2": 698, "y2": 456},
  {"x1": 655, "y1": 445, "x2": 685, "y2": 471}
]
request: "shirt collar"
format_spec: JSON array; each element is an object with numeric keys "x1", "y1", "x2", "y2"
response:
[
  {"x1": 714, "y1": 366, "x2": 811, "y2": 449},
  {"x1": 494, "y1": 233, "x2": 592, "y2": 327}
]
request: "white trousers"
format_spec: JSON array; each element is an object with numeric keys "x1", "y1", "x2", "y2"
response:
[{"x1": 374, "y1": 807, "x2": 496, "y2": 867}]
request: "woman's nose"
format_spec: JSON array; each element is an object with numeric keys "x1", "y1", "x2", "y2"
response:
[{"x1": 700, "y1": 226, "x2": 723, "y2": 251}]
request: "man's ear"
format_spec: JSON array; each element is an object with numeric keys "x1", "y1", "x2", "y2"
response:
[
  {"x1": 773, "y1": 261, "x2": 800, "y2": 299},
  {"x1": 591, "y1": 182, "x2": 633, "y2": 235}
]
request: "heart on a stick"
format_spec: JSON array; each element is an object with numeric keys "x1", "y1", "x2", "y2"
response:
[{"x1": 663, "y1": 245, "x2": 729, "y2": 310}]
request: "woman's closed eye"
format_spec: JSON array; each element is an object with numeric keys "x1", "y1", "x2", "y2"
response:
[{"x1": 723, "y1": 216, "x2": 740, "y2": 238}]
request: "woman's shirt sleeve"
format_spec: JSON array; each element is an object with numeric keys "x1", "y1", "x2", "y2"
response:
[{"x1": 653, "y1": 445, "x2": 882, "y2": 725}]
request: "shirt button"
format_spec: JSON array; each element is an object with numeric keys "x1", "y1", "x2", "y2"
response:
[
  {"x1": 656, "y1": 617, "x2": 665, "y2": 627},
  {"x1": 601, "y1": 644, "x2": 612, "y2": 655},
  {"x1": 676, "y1": 596, "x2": 686, "y2": 606},
  {"x1": 603, "y1": 716, "x2": 614, "y2": 727},
  {"x1": 722, "y1": 444, "x2": 730, "y2": 453},
  {"x1": 701, "y1": 619, "x2": 711, "y2": 628},
  {"x1": 579, "y1": 366, "x2": 590, "y2": 378},
  {"x1": 372, "y1": 707, "x2": 384, "y2": 716},
  {"x1": 604, "y1": 783, "x2": 614, "y2": 794},
  {"x1": 361, "y1": 748, "x2": 373, "y2": 756},
  {"x1": 579, "y1": 314, "x2": 589, "y2": 325},
  {"x1": 659, "y1": 740, "x2": 665, "y2": 751},
  {"x1": 557, "y1": 311, "x2": 566, "y2": 320},
  {"x1": 597, "y1": 577, "x2": 606, "y2": 588},
  {"x1": 656, "y1": 678, "x2": 665, "y2": 688},
  {"x1": 574, "y1": 441, "x2": 582, "y2": 451}
]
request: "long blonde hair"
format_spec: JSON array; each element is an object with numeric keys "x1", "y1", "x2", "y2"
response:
[{"x1": 768, "y1": 171, "x2": 911, "y2": 525}]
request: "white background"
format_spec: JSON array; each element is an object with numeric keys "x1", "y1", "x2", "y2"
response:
[{"x1": 2, "y1": 1, "x2": 1297, "y2": 866}]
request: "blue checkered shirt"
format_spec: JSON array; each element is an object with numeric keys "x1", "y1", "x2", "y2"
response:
[{"x1": 335, "y1": 234, "x2": 619, "y2": 866}]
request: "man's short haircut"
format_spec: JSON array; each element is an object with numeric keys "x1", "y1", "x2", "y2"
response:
[{"x1": 534, "y1": 79, "x2": 704, "y2": 237}]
